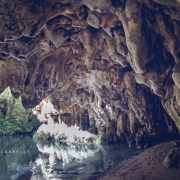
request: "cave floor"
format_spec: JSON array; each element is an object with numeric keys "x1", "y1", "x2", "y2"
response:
[{"x1": 91, "y1": 140, "x2": 180, "y2": 180}]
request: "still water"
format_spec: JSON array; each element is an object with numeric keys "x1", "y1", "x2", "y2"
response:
[{"x1": 0, "y1": 136, "x2": 141, "y2": 180}]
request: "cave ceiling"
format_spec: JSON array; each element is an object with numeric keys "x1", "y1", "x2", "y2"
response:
[{"x1": 0, "y1": 0, "x2": 180, "y2": 146}]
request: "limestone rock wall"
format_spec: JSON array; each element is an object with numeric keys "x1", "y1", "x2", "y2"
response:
[{"x1": 0, "y1": 0, "x2": 179, "y2": 146}]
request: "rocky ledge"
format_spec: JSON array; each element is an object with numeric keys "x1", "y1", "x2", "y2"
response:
[
  {"x1": 92, "y1": 140, "x2": 180, "y2": 180},
  {"x1": 0, "y1": 0, "x2": 180, "y2": 147}
]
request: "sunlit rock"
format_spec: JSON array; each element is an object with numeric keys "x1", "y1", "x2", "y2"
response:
[
  {"x1": 87, "y1": 14, "x2": 100, "y2": 29},
  {"x1": 33, "y1": 98, "x2": 98, "y2": 144}
]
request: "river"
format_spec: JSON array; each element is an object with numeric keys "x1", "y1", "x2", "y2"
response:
[{"x1": 0, "y1": 136, "x2": 141, "y2": 180}]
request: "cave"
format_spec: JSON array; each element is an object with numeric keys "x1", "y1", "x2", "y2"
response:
[{"x1": 0, "y1": 0, "x2": 180, "y2": 179}]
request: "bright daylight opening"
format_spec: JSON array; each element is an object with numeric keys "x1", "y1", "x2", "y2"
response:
[{"x1": 32, "y1": 97, "x2": 98, "y2": 144}]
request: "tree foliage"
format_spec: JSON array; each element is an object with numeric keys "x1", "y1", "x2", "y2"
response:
[{"x1": 0, "y1": 88, "x2": 40, "y2": 134}]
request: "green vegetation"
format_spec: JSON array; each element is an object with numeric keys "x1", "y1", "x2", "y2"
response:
[
  {"x1": 33, "y1": 131, "x2": 53, "y2": 143},
  {"x1": 0, "y1": 87, "x2": 40, "y2": 134},
  {"x1": 33, "y1": 132, "x2": 69, "y2": 144}
]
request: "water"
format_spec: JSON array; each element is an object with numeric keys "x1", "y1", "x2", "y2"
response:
[{"x1": 0, "y1": 136, "x2": 141, "y2": 180}]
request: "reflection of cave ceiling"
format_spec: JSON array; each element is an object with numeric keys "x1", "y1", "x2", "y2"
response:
[{"x1": 0, "y1": 0, "x2": 180, "y2": 147}]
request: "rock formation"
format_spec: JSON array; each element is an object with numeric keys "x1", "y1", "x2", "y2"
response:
[
  {"x1": 94, "y1": 140, "x2": 180, "y2": 180},
  {"x1": 0, "y1": 0, "x2": 180, "y2": 147}
]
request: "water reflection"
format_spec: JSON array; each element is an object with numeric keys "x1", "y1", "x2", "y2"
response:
[
  {"x1": 0, "y1": 136, "x2": 141, "y2": 180},
  {"x1": 0, "y1": 136, "x2": 38, "y2": 180}
]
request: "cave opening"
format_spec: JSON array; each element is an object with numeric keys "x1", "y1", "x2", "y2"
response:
[
  {"x1": 0, "y1": 89, "x2": 142, "y2": 179},
  {"x1": 32, "y1": 97, "x2": 98, "y2": 144}
]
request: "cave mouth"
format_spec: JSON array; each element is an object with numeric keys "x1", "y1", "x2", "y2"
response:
[
  {"x1": 0, "y1": 87, "x2": 98, "y2": 143},
  {"x1": 0, "y1": 87, "x2": 40, "y2": 135},
  {"x1": 32, "y1": 97, "x2": 98, "y2": 144},
  {"x1": 0, "y1": 88, "x2": 143, "y2": 179}
]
